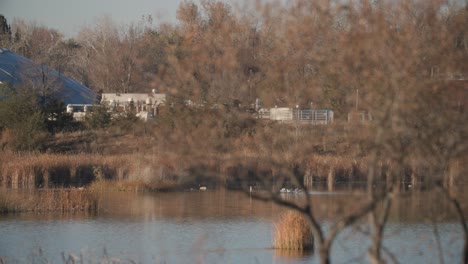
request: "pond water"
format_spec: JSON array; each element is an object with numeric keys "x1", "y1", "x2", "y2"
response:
[{"x1": 0, "y1": 190, "x2": 466, "y2": 263}]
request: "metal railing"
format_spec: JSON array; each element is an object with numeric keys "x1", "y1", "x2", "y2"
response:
[
  {"x1": 257, "y1": 108, "x2": 334, "y2": 124},
  {"x1": 294, "y1": 109, "x2": 334, "y2": 124}
]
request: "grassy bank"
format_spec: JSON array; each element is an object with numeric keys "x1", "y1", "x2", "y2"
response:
[{"x1": 0, "y1": 117, "x2": 466, "y2": 192}]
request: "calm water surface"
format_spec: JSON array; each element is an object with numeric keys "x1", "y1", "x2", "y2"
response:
[{"x1": 0, "y1": 190, "x2": 466, "y2": 263}]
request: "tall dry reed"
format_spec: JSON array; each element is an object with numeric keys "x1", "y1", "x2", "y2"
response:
[
  {"x1": 0, "y1": 189, "x2": 100, "y2": 214},
  {"x1": 274, "y1": 210, "x2": 314, "y2": 251}
]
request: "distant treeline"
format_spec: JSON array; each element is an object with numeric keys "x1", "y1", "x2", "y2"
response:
[{"x1": 0, "y1": 1, "x2": 467, "y2": 119}]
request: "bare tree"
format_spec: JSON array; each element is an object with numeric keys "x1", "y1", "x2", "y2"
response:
[
  {"x1": 226, "y1": 1, "x2": 468, "y2": 263},
  {"x1": 0, "y1": 15, "x2": 12, "y2": 47}
]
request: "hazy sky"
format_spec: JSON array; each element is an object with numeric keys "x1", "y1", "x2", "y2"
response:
[{"x1": 1, "y1": 0, "x2": 185, "y2": 37}]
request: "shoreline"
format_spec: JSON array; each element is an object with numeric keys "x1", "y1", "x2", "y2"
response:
[{"x1": 0, "y1": 152, "x2": 465, "y2": 193}]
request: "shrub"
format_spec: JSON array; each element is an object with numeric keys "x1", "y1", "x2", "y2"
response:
[
  {"x1": 42, "y1": 98, "x2": 74, "y2": 133},
  {"x1": 84, "y1": 104, "x2": 111, "y2": 129},
  {"x1": 110, "y1": 110, "x2": 139, "y2": 132},
  {"x1": 0, "y1": 84, "x2": 47, "y2": 151}
]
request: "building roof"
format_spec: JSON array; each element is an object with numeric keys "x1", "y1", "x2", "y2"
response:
[
  {"x1": 101, "y1": 92, "x2": 166, "y2": 105},
  {"x1": 0, "y1": 48, "x2": 96, "y2": 104}
]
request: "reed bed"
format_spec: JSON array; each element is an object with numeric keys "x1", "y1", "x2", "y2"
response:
[
  {"x1": 1, "y1": 144, "x2": 463, "y2": 191},
  {"x1": 0, "y1": 152, "x2": 172, "y2": 189},
  {"x1": 274, "y1": 210, "x2": 314, "y2": 251},
  {"x1": 0, "y1": 189, "x2": 100, "y2": 214},
  {"x1": 305, "y1": 155, "x2": 368, "y2": 182}
]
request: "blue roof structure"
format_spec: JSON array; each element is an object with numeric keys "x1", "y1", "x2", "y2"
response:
[{"x1": 0, "y1": 48, "x2": 96, "y2": 104}]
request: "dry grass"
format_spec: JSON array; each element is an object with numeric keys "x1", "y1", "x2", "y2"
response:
[
  {"x1": 0, "y1": 152, "x2": 168, "y2": 188},
  {"x1": 274, "y1": 210, "x2": 314, "y2": 251},
  {"x1": 0, "y1": 189, "x2": 100, "y2": 214},
  {"x1": 2, "y1": 119, "x2": 464, "y2": 191},
  {"x1": 88, "y1": 179, "x2": 157, "y2": 192}
]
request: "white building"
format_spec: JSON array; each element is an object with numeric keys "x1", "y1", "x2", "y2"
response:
[
  {"x1": 66, "y1": 90, "x2": 166, "y2": 121},
  {"x1": 100, "y1": 90, "x2": 166, "y2": 121},
  {"x1": 101, "y1": 90, "x2": 166, "y2": 108}
]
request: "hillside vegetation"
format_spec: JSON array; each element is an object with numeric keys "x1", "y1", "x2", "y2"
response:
[{"x1": 1, "y1": 1, "x2": 468, "y2": 263}]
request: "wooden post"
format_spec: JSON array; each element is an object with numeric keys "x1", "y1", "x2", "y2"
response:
[
  {"x1": 327, "y1": 168, "x2": 335, "y2": 192},
  {"x1": 304, "y1": 166, "x2": 313, "y2": 188},
  {"x1": 43, "y1": 169, "x2": 49, "y2": 188},
  {"x1": 386, "y1": 165, "x2": 395, "y2": 193},
  {"x1": 448, "y1": 160, "x2": 459, "y2": 194},
  {"x1": 26, "y1": 169, "x2": 31, "y2": 189},
  {"x1": 11, "y1": 170, "x2": 18, "y2": 189},
  {"x1": 410, "y1": 169, "x2": 418, "y2": 190},
  {"x1": 27, "y1": 168, "x2": 35, "y2": 189},
  {"x1": 70, "y1": 166, "x2": 76, "y2": 187}
]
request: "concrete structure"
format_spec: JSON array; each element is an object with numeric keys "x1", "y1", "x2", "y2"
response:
[
  {"x1": 66, "y1": 104, "x2": 94, "y2": 121},
  {"x1": 101, "y1": 90, "x2": 166, "y2": 107},
  {"x1": 101, "y1": 90, "x2": 166, "y2": 121},
  {"x1": 269, "y1": 107, "x2": 293, "y2": 121}
]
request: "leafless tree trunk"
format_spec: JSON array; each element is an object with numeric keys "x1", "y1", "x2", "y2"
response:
[{"x1": 438, "y1": 185, "x2": 468, "y2": 264}]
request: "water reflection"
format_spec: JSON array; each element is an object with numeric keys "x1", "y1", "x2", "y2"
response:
[
  {"x1": 0, "y1": 190, "x2": 466, "y2": 263},
  {"x1": 97, "y1": 190, "x2": 282, "y2": 220}
]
